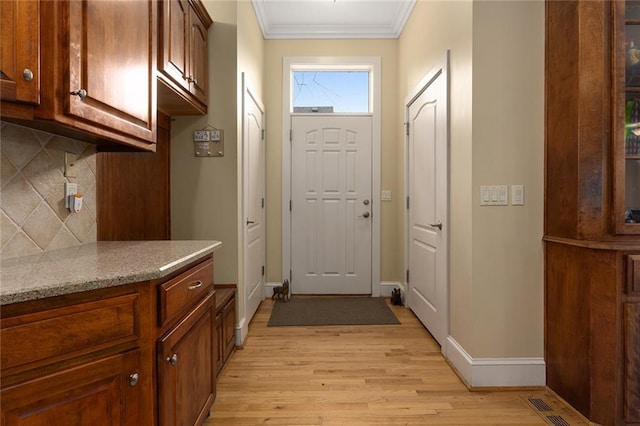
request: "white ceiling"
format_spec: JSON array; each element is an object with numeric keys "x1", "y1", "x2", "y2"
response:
[{"x1": 251, "y1": 0, "x2": 417, "y2": 39}]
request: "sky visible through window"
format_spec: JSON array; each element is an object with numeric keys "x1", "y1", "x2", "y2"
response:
[{"x1": 292, "y1": 71, "x2": 370, "y2": 113}]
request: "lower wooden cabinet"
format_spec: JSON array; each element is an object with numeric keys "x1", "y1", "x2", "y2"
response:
[
  {"x1": 157, "y1": 291, "x2": 216, "y2": 426},
  {"x1": 214, "y1": 286, "x2": 236, "y2": 375},
  {"x1": 1, "y1": 349, "x2": 142, "y2": 426},
  {"x1": 545, "y1": 243, "x2": 640, "y2": 425},
  {"x1": 0, "y1": 254, "x2": 218, "y2": 426}
]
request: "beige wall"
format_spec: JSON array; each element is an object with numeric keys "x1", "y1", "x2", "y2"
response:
[
  {"x1": 398, "y1": 0, "x2": 544, "y2": 358},
  {"x1": 171, "y1": 0, "x2": 265, "y2": 323},
  {"x1": 263, "y1": 39, "x2": 401, "y2": 283},
  {"x1": 470, "y1": 0, "x2": 544, "y2": 358},
  {"x1": 0, "y1": 122, "x2": 97, "y2": 259}
]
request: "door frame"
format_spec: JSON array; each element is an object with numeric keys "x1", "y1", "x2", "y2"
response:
[
  {"x1": 404, "y1": 51, "x2": 450, "y2": 350},
  {"x1": 281, "y1": 56, "x2": 381, "y2": 296},
  {"x1": 240, "y1": 73, "x2": 265, "y2": 338}
]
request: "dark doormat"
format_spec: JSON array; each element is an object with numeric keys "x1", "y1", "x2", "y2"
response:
[{"x1": 267, "y1": 297, "x2": 400, "y2": 327}]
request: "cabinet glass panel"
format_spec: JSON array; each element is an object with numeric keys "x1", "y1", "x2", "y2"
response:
[{"x1": 625, "y1": 2, "x2": 640, "y2": 225}]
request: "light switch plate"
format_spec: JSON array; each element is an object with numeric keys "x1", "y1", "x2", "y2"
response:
[
  {"x1": 480, "y1": 185, "x2": 508, "y2": 206},
  {"x1": 381, "y1": 190, "x2": 392, "y2": 201},
  {"x1": 511, "y1": 185, "x2": 524, "y2": 205},
  {"x1": 64, "y1": 152, "x2": 78, "y2": 178}
]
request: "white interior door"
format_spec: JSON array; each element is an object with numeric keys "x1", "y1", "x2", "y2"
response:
[
  {"x1": 243, "y1": 83, "x2": 265, "y2": 324},
  {"x1": 406, "y1": 58, "x2": 449, "y2": 347},
  {"x1": 291, "y1": 115, "x2": 372, "y2": 294}
]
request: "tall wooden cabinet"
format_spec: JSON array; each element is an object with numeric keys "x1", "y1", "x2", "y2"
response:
[{"x1": 546, "y1": 1, "x2": 640, "y2": 425}]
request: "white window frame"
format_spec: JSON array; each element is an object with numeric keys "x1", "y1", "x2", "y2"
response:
[{"x1": 281, "y1": 56, "x2": 382, "y2": 296}]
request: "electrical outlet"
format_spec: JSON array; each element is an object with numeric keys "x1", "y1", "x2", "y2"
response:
[{"x1": 65, "y1": 183, "x2": 78, "y2": 208}]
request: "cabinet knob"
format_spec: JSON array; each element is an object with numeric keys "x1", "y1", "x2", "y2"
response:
[
  {"x1": 166, "y1": 353, "x2": 178, "y2": 366},
  {"x1": 129, "y1": 373, "x2": 139, "y2": 387},
  {"x1": 71, "y1": 89, "x2": 87, "y2": 99},
  {"x1": 22, "y1": 69, "x2": 34, "y2": 81}
]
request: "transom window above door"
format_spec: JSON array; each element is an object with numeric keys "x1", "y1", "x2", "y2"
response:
[{"x1": 291, "y1": 70, "x2": 371, "y2": 113}]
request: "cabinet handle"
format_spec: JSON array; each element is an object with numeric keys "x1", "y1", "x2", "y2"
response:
[
  {"x1": 187, "y1": 76, "x2": 198, "y2": 85},
  {"x1": 22, "y1": 69, "x2": 34, "y2": 81},
  {"x1": 129, "y1": 372, "x2": 139, "y2": 387},
  {"x1": 71, "y1": 89, "x2": 87, "y2": 99},
  {"x1": 166, "y1": 353, "x2": 178, "y2": 366},
  {"x1": 188, "y1": 280, "x2": 203, "y2": 290}
]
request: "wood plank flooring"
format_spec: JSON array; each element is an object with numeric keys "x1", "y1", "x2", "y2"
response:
[{"x1": 206, "y1": 299, "x2": 587, "y2": 425}]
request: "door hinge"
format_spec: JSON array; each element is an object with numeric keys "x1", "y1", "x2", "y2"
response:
[
  {"x1": 405, "y1": 122, "x2": 410, "y2": 136},
  {"x1": 406, "y1": 196, "x2": 410, "y2": 210},
  {"x1": 261, "y1": 129, "x2": 265, "y2": 140},
  {"x1": 406, "y1": 269, "x2": 410, "y2": 283},
  {"x1": 289, "y1": 200, "x2": 292, "y2": 211},
  {"x1": 262, "y1": 197, "x2": 265, "y2": 208},
  {"x1": 289, "y1": 129, "x2": 292, "y2": 142},
  {"x1": 289, "y1": 269, "x2": 292, "y2": 282},
  {"x1": 262, "y1": 265, "x2": 265, "y2": 276}
]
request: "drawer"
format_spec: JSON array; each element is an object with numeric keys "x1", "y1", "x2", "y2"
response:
[
  {"x1": 159, "y1": 258, "x2": 213, "y2": 326},
  {"x1": 1, "y1": 293, "x2": 138, "y2": 375},
  {"x1": 626, "y1": 254, "x2": 640, "y2": 295}
]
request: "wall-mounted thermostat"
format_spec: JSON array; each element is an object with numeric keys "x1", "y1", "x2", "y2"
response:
[{"x1": 193, "y1": 128, "x2": 224, "y2": 157}]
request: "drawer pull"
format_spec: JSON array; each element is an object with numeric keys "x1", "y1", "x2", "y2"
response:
[
  {"x1": 188, "y1": 280, "x2": 203, "y2": 290},
  {"x1": 166, "y1": 353, "x2": 178, "y2": 366},
  {"x1": 129, "y1": 373, "x2": 139, "y2": 387}
]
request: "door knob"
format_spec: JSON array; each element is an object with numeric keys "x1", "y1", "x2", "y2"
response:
[
  {"x1": 247, "y1": 219, "x2": 255, "y2": 225},
  {"x1": 429, "y1": 222, "x2": 443, "y2": 230},
  {"x1": 362, "y1": 212, "x2": 370, "y2": 218},
  {"x1": 363, "y1": 199, "x2": 370, "y2": 205}
]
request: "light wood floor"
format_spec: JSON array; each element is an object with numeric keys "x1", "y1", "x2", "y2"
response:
[{"x1": 206, "y1": 299, "x2": 587, "y2": 425}]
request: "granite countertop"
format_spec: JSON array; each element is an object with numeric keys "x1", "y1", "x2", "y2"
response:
[{"x1": 0, "y1": 240, "x2": 222, "y2": 305}]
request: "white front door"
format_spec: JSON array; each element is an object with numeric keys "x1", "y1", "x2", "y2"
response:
[
  {"x1": 291, "y1": 115, "x2": 372, "y2": 294},
  {"x1": 243, "y1": 83, "x2": 265, "y2": 324},
  {"x1": 406, "y1": 57, "x2": 449, "y2": 347}
]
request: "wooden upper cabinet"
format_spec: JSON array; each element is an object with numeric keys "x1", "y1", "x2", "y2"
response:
[
  {"x1": 0, "y1": 0, "x2": 40, "y2": 106},
  {"x1": 157, "y1": 0, "x2": 212, "y2": 115},
  {"x1": 1, "y1": 0, "x2": 157, "y2": 151},
  {"x1": 615, "y1": 1, "x2": 640, "y2": 234}
]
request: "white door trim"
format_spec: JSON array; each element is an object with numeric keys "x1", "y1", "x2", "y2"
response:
[
  {"x1": 281, "y1": 56, "x2": 381, "y2": 296},
  {"x1": 240, "y1": 73, "x2": 265, "y2": 344},
  {"x1": 404, "y1": 51, "x2": 450, "y2": 350}
]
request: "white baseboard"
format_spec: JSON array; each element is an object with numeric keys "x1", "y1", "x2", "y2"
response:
[
  {"x1": 235, "y1": 316, "x2": 249, "y2": 347},
  {"x1": 445, "y1": 336, "x2": 545, "y2": 388},
  {"x1": 379, "y1": 281, "x2": 404, "y2": 304}
]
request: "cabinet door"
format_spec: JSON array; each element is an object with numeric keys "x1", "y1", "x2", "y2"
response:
[
  {"x1": 1, "y1": 350, "x2": 142, "y2": 426},
  {"x1": 188, "y1": 5, "x2": 208, "y2": 105},
  {"x1": 65, "y1": 0, "x2": 156, "y2": 145},
  {"x1": 159, "y1": 0, "x2": 190, "y2": 92},
  {"x1": 0, "y1": 0, "x2": 39, "y2": 104},
  {"x1": 158, "y1": 291, "x2": 216, "y2": 426},
  {"x1": 222, "y1": 297, "x2": 236, "y2": 362},
  {"x1": 215, "y1": 310, "x2": 224, "y2": 375}
]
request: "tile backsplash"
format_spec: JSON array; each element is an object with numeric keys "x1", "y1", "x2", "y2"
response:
[{"x1": 0, "y1": 121, "x2": 97, "y2": 259}]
